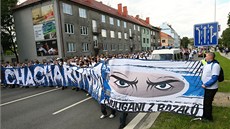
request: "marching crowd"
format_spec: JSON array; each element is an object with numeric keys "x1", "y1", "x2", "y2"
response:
[
  {"x1": 1, "y1": 51, "x2": 152, "y2": 129},
  {"x1": 1, "y1": 47, "x2": 226, "y2": 128}
]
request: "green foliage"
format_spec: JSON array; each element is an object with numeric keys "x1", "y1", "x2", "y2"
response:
[
  {"x1": 215, "y1": 52, "x2": 230, "y2": 92},
  {"x1": 221, "y1": 28, "x2": 230, "y2": 48},
  {"x1": 219, "y1": 12, "x2": 230, "y2": 48},
  {"x1": 152, "y1": 106, "x2": 230, "y2": 129},
  {"x1": 1, "y1": 0, "x2": 18, "y2": 62},
  {"x1": 180, "y1": 37, "x2": 190, "y2": 48},
  {"x1": 227, "y1": 12, "x2": 230, "y2": 27}
]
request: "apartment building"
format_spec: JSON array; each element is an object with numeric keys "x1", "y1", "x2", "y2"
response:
[
  {"x1": 13, "y1": 0, "x2": 160, "y2": 61},
  {"x1": 160, "y1": 22, "x2": 180, "y2": 48},
  {"x1": 160, "y1": 32, "x2": 174, "y2": 48}
]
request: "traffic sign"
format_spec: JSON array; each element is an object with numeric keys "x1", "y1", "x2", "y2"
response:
[{"x1": 194, "y1": 22, "x2": 218, "y2": 47}]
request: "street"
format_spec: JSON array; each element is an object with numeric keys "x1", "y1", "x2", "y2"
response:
[{"x1": 1, "y1": 87, "x2": 137, "y2": 129}]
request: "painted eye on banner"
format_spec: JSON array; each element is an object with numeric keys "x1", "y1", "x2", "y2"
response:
[
  {"x1": 114, "y1": 79, "x2": 130, "y2": 88},
  {"x1": 146, "y1": 78, "x2": 179, "y2": 91},
  {"x1": 110, "y1": 74, "x2": 138, "y2": 89},
  {"x1": 154, "y1": 83, "x2": 172, "y2": 90}
]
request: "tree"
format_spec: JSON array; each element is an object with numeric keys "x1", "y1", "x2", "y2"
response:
[
  {"x1": 221, "y1": 28, "x2": 230, "y2": 47},
  {"x1": 220, "y1": 12, "x2": 230, "y2": 48},
  {"x1": 1, "y1": 0, "x2": 19, "y2": 63},
  {"x1": 180, "y1": 37, "x2": 190, "y2": 48},
  {"x1": 227, "y1": 12, "x2": 230, "y2": 27}
]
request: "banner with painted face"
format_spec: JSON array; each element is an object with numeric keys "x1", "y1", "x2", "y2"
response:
[
  {"x1": 2, "y1": 59, "x2": 204, "y2": 116},
  {"x1": 101, "y1": 59, "x2": 204, "y2": 117}
]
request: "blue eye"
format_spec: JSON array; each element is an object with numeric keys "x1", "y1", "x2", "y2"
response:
[
  {"x1": 110, "y1": 74, "x2": 138, "y2": 89},
  {"x1": 114, "y1": 80, "x2": 129, "y2": 88},
  {"x1": 155, "y1": 84, "x2": 172, "y2": 90}
]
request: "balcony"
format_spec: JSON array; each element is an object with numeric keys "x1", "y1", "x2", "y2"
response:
[{"x1": 92, "y1": 27, "x2": 100, "y2": 35}]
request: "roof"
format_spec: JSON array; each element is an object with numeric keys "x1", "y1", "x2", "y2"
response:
[
  {"x1": 160, "y1": 32, "x2": 173, "y2": 39},
  {"x1": 13, "y1": 0, "x2": 153, "y2": 29}
]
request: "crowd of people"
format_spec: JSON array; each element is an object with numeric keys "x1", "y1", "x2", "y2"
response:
[
  {"x1": 1, "y1": 47, "x2": 224, "y2": 128},
  {"x1": 1, "y1": 51, "x2": 153, "y2": 129}
]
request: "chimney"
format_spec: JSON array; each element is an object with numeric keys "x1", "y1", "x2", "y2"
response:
[
  {"x1": 135, "y1": 15, "x2": 139, "y2": 19},
  {"x1": 123, "y1": 6, "x2": 128, "y2": 16},
  {"x1": 146, "y1": 17, "x2": 150, "y2": 24},
  {"x1": 118, "y1": 3, "x2": 122, "y2": 15}
]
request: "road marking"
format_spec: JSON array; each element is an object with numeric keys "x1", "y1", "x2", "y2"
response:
[
  {"x1": 0, "y1": 88, "x2": 60, "y2": 107},
  {"x1": 52, "y1": 97, "x2": 92, "y2": 115},
  {"x1": 124, "y1": 113, "x2": 147, "y2": 129}
]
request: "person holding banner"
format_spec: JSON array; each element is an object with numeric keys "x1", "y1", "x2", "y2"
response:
[
  {"x1": 100, "y1": 104, "x2": 116, "y2": 119},
  {"x1": 119, "y1": 112, "x2": 128, "y2": 129},
  {"x1": 201, "y1": 52, "x2": 220, "y2": 121}
]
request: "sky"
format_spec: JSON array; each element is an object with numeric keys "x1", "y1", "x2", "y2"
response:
[{"x1": 18, "y1": 0, "x2": 230, "y2": 38}]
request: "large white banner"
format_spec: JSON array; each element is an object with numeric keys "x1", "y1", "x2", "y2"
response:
[
  {"x1": 2, "y1": 59, "x2": 204, "y2": 116},
  {"x1": 102, "y1": 59, "x2": 204, "y2": 116}
]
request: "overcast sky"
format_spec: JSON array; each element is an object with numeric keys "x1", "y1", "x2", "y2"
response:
[{"x1": 18, "y1": 0, "x2": 230, "y2": 38}]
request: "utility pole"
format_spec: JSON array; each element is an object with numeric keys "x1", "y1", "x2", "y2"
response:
[{"x1": 214, "y1": 0, "x2": 216, "y2": 21}]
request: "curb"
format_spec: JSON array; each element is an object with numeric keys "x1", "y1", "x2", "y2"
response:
[{"x1": 219, "y1": 52, "x2": 230, "y2": 59}]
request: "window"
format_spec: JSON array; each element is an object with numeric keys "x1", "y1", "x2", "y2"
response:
[
  {"x1": 65, "y1": 23, "x2": 74, "y2": 34},
  {"x1": 147, "y1": 38, "x2": 149, "y2": 43},
  {"x1": 124, "y1": 33, "x2": 127, "y2": 39},
  {"x1": 129, "y1": 29, "x2": 132, "y2": 37},
  {"x1": 162, "y1": 39, "x2": 166, "y2": 43},
  {"x1": 146, "y1": 29, "x2": 149, "y2": 34},
  {"x1": 63, "y1": 3, "x2": 72, "y2": 15},
  {"x1": 143, "y1": 38, "x2": 146, "y2": 43},
  {"x1": 133, "y1": 25, "x2": 136, "y2": 30},
  {"x1": 101, "y1": 15, "x2": 106, "y2": 23},
  {"x1": 124, "y1": 21, "x2": 127, "y2": 28},
  {"x1": 101, "y1": 29, "x2": 107, "y2": 37},
  {"x1": 118, "y1": 32, "x2": 122, "y2": 39},
  {"x1": 80, "y1": 26, "x2": 88, "y2": 35},
  {"x1": 82, "y1": 43, "x2": 89, "y2": 52},
  {"x1": 93, "y1": 36, "x2": 98, "y2": 48},
  {"x1": 79, "y1": 8, "x2": 87, "y2": 18},
  {"x1": 110, "y1": 31, "x2": 115, "y2": 38},
  {"x1": 143, "y1": 29, "x2": 145, "y2": 34},
  {"x1": 92, "y1": 20, "x2": 97, "y2": 32},
  {"x1": 119, "y1": 44, "x2": 123, "y2": 50},
  {"x1": 117, "y1": 20, "x2": 120, "y2": 26},
  {"x1": 111, "y1": 44, "x2": 116, "y2": 51},
  {"x1": 137, "y1": 26, "x2": 140, "y2": 31},
  {"x1": 109, "y1": 17, "x2": 114, "y2": 25},
  {"x1": 103, "y1": 43, "x2": 108, "y2": 51},
  {"x1": 67, "y1": 43, "x2": 75, "y2": 52}
]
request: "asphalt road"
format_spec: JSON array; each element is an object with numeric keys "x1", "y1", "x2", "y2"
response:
[{"x1": 1, "y1": 87, "x2": 137, "y2": 129}]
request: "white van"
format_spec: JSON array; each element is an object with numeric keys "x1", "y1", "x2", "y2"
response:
[{"x1": 150, "y1": 49, "x2": 182, "y2": 61}]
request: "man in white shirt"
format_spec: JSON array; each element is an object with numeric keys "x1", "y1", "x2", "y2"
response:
[{"x1": 201, "y1": 52, "x2": 220, "y2": 121}]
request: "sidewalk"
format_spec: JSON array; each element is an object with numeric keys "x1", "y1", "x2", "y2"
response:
[
  {"x1": 213, "y1": 92, "x2": 230, "y2": 107},
  {"x1": 219, "y1": 52, "x2": 230, "y2": 60}
]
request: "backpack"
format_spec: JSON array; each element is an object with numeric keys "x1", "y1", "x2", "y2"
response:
[{"x1": 211, "y1": 62, "x2": 224, "y2": 82}]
